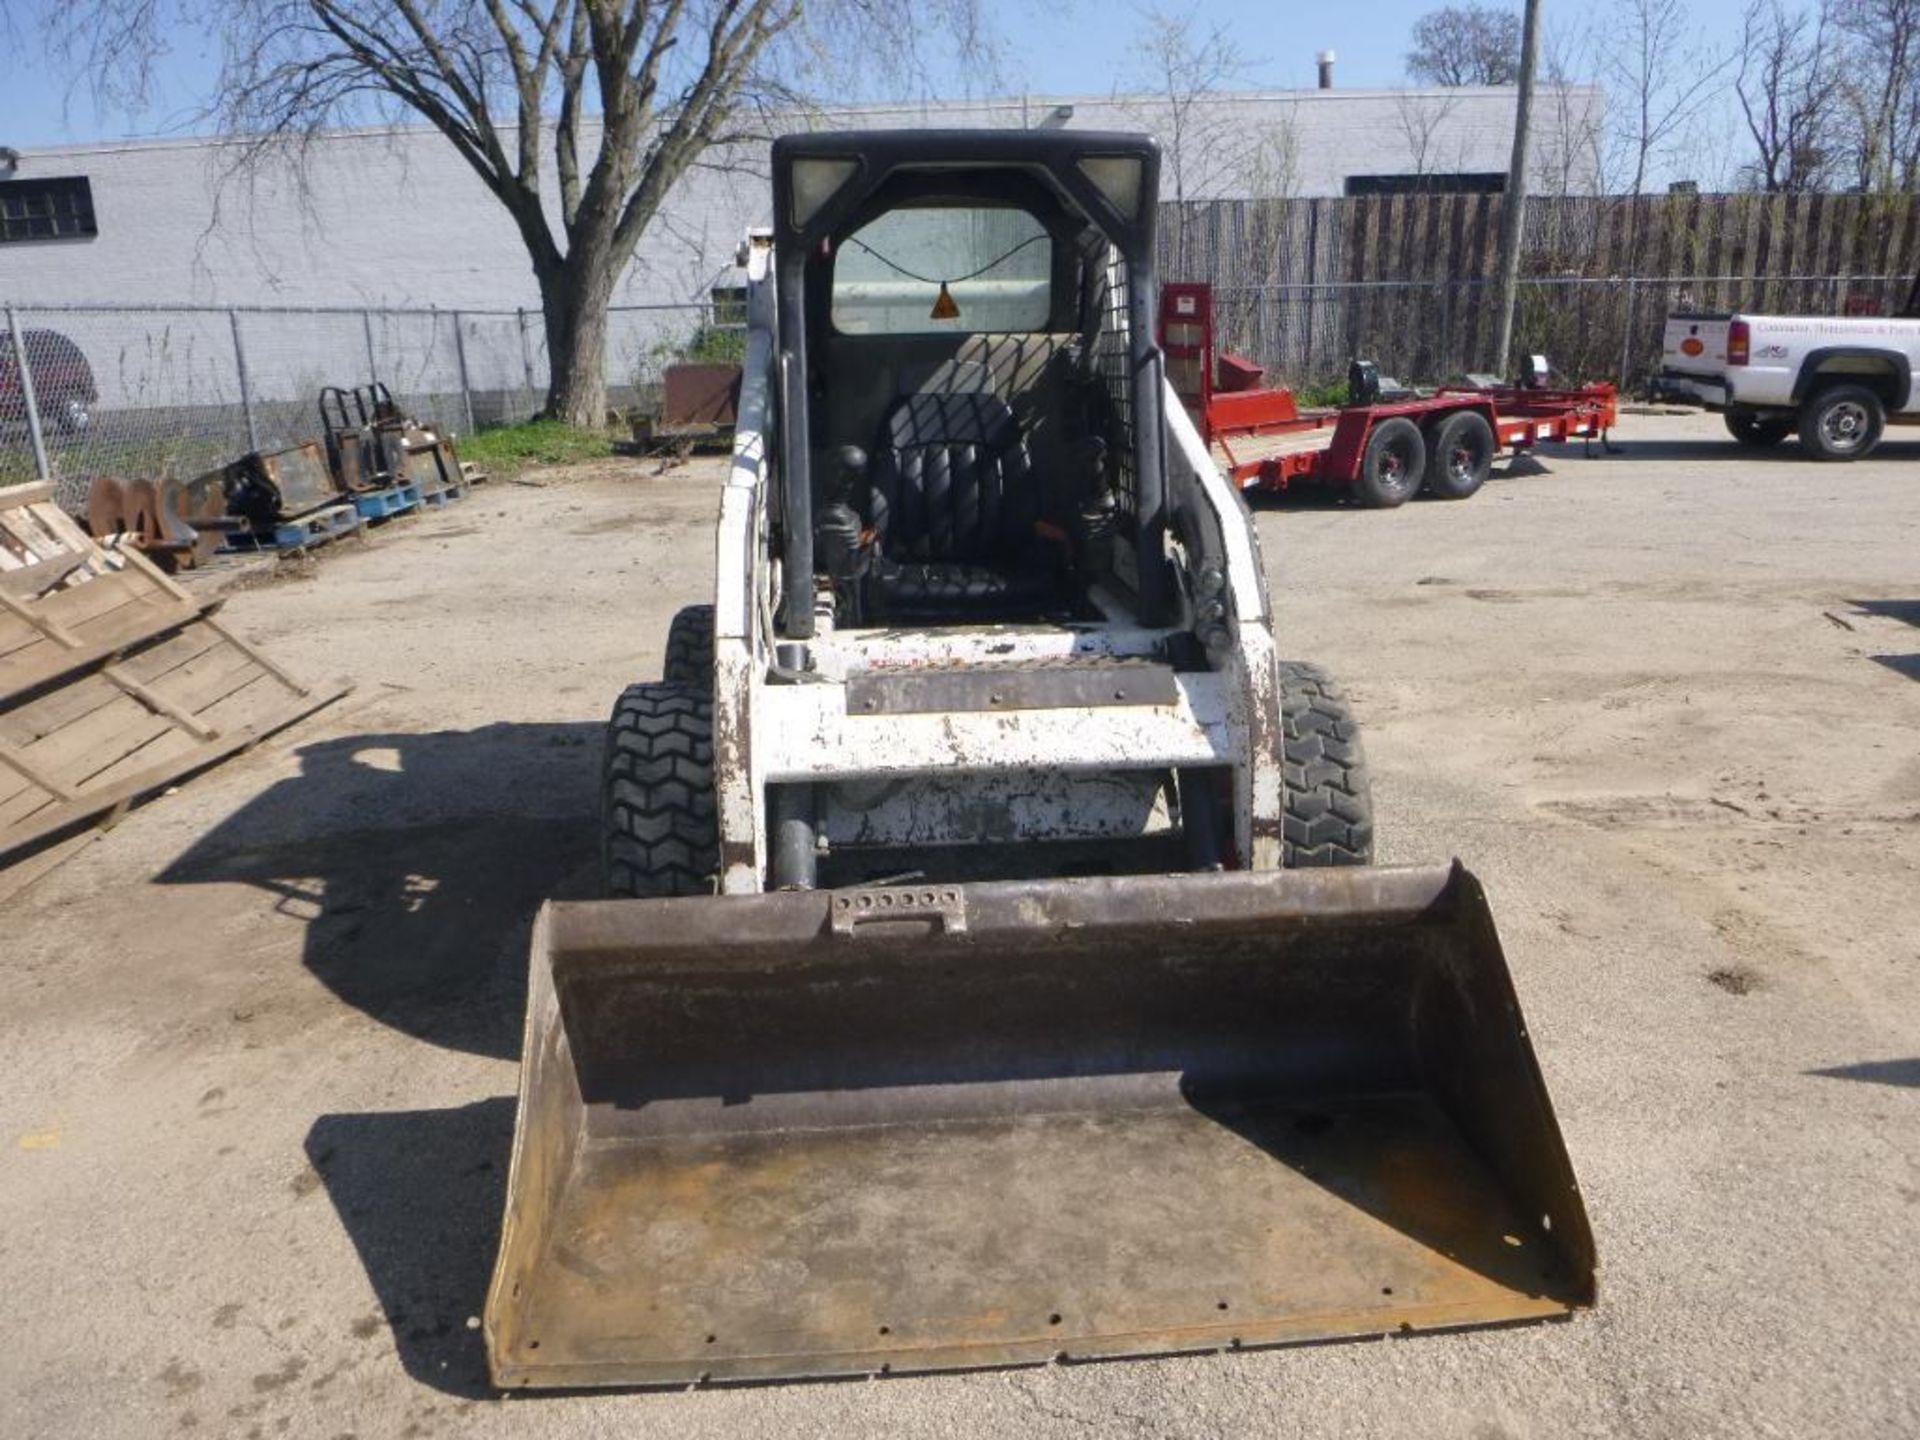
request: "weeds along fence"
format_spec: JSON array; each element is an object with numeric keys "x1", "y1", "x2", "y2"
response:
[
  {"x1": 1167, "y1": 190, "x2": 1920, "y2": 388},
  {"x1": 1, "y1": 302, "x2": 716, "y2": 509}
]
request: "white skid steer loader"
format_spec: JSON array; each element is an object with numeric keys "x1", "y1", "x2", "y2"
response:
[{"x1": 484, "y1": 130, "x2": 1595, "y2": 1389}]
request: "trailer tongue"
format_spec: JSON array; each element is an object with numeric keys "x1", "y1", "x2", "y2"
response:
[{"x1": 486, "y1": 864, "x2": 1593, "y2": 1388}]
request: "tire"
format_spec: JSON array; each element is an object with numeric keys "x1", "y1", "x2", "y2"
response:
[
  {"x1": 1724, "y1": 408, "x2": 1793, "y2": 447},
  {"x1": 1423, "y1": 410, "x2": 1496, "y2": 500},
  {"x1": 602, "y1": 681, "x2": 719, "y2": 898},
  {"x1": 664, "y1": 603, "x2": 715, "y2": 689},
  {"x1": 1278, "y1": 661, "x2": 1373, "y2": 867},
  {"x1": 1355, "y1": 417, "x2": 1426, "y2": 508},
  {"x1": 1797, "y1": 384, "x2": 1885, "y2": 462},
  {"x1": 52, "y1": 396, "x2": 91, "y2": 435}
]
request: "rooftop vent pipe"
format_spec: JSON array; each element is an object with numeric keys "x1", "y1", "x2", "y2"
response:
[{"x1": 1317, "y1": 50, "x2": 1336, "y2": 89}]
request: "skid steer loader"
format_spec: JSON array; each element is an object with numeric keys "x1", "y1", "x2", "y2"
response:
[{"x1": 485, "y1": 130, "x2": 1595, "y2": 1389}]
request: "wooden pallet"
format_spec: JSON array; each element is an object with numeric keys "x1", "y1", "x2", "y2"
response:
[
  {"x1": 226, "y1": 502, "x2": 364, "y2": 553},
  {"x1": 0, "y1": 481, "x2": 347, "y2": 865},
  {"x1": 352, "y1": 482, "x2": 422, "y2": 521},
  {"x1": 418, "y1": 479, "x2": 469, "y2": 508},
  {"x1": 2, "y1": 483, "x2": 203, "y2": 696}
]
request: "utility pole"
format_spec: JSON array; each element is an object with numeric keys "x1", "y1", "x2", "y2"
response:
[{"x1": 1492, "y1": 0, "x2": 1543, "y2": 376}]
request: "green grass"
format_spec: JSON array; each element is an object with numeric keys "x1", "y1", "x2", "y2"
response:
[
  {"x1": 1289, "y1": 379, "x2": 1352, "y2": 410},
  {"x1": 459, "y1": 417, "x2": 617, "y2": 475}
]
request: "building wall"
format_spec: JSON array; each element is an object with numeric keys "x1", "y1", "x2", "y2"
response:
[{"x1": 0, "y1": 86, "x2": 1605, "y2": 312}]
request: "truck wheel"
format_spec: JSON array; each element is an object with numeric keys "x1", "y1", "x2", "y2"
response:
[
  {"x1": 603, "y1": 681, "x2": 719, "y2": 898},
  {"x1": 1356, "y1": 417, "x2": 1425, "y2": 508},
  {"x1": 1278, "y1": 661, "x2": 1373, "y2": 867},
  {"x1": 1724, "y1": 409, "x2": 1794, "y2": 447},
  {"x1": 1423, "y1": 411, "x2": 1496, "y2": 500},
  {"x1": 1798, "y1": 385, "x2": 1884, "y2": 461},
  {"x1": 663, "y1": 604, "x2": 715, "y2": 689}
]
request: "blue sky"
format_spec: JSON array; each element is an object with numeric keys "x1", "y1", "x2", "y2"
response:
[{"x1": 2, "y1": 0, "x2": 1755, "y2": 156}]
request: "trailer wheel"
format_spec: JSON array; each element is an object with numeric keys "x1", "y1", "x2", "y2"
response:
[
  {"x1": 1356, "y1": 418, "x2": 1425, "y2": 508},
  {"x1": 1797, "y1": 385, "x2": 1884, "y2": 461},
  {"x1": 1423, "y1": 411, "x2": 1496, "y2": 500},
  {"x1": 1278, "y1": 661, "x2": 1373, "y2": 867},
  {"x1": 663, "y1": 604, "x2": 715, "y2": 690},
  {"x1": 603, "y1": 681, "x2": 720, "y2": 898},
  {"x1": 1724, "y1": 409, "x2": 1794, "y2": 447}
]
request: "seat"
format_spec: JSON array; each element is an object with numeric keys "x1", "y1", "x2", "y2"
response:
[{"x1": 865, "y1": 392, "x2": 1063, "y2": 619}]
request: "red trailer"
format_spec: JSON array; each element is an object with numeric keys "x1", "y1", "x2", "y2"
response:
[{"x1": 1161, "y1": 282, "x2": 1618, "y2": 507}]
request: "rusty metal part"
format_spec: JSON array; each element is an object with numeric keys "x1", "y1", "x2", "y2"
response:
[
  {"x1": 221, "y1": 441, "x2": 344, "y2": 529},
  {"x1": 663, "y1": 362, "x2": 742, "y2": 429},
  {"x1": 485, "y1": 862, "x2": 1595, "y2": 1389},
  {"x1": 84, "y1": 476, "x2": 233, "y2": 571}
]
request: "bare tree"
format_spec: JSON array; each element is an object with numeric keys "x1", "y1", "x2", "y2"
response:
[
  {"x1": 1832, "y1": 0, "x2": 1920, "y2": 189},
  {"x1": 1405, "y1": 4, "x2": 1523, "y2": 86},
  {"x1": 47, "y1": 0, "x2": 986, "y2": 427},
  {"x1": 1601, "y1": 0, "x2": 1737, "y2": 195},
  {"x1": 1119, "y1": 4, "x2": 1263, "y2": 276},
  {"x1": 1394, "y1": 90, "x2": 1468, "y2": 178},
  {"x1": 1530, "y1": 22, "x2": 1608, "y2": 194},
  {"x1": 1736, "y1": 0, "x2": 1841, "y2": 191}
]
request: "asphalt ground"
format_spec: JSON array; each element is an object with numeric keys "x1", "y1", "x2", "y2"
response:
[{"x1": 1, "y1": 411, "x2": 1915, "y2": 1438}]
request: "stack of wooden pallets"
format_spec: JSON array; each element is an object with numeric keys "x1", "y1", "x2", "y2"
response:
[{"x1": 0, "y1": 481, "x2": 348, "y2": 864}]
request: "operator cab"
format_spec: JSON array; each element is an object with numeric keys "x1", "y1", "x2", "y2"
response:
[{"x1": 769, "y1": 131, "x2": 1171, "y2": 633}]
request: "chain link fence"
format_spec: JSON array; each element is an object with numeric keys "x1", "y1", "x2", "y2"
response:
[
  {"x1": 2, "y1": 301, "x2": 715, "y2": 510},
  {"x1": 5, "y1": 274, "x2": 1910, "y2": 512}
]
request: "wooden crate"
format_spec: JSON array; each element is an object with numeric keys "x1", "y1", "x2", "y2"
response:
[{"x1": 0, "y1": 482, "x2": 347, "y2": 863}]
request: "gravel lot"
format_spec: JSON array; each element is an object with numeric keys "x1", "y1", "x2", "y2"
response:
[{"x1": 1, "y1": 411, "x2": 1915, "y2": 1439}]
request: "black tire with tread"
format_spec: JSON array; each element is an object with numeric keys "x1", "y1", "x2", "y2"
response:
[
  {"x1": 1278, "y1": 661, "x2": 1373, "y2": 867},
  {"x1": 602, "y1": 681, "x2": 719, "y2": 898},
  {"x1": 1797, "y1": 383, "x2": 1885, "y2": 461},
  {"x1": 1356, "y1": 417, "x2": 1426, "y2": 508},
  {"x1": 1423, "y1": 409, "x2": 1496, "y2": 500},
  {"x1": 1724, "y1": 408, "x2": 1794, "y2": 447},
  {"x1": 664, "y1": 603, "x2": 715, "y2": 689}
]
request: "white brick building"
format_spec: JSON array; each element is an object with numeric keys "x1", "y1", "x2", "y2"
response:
[{"x1": 0, "y1": 86, "x2": 1604, "y2": 313}]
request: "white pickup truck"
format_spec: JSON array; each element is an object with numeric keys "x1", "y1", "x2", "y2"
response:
[{"x1": 1659, "y1": 277, "x2": 1920, "y2": 460}]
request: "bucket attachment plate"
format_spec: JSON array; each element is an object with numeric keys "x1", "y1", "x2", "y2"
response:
[{"x1": 485, "y1": 864, "x2": 1594, "y2": 1388}]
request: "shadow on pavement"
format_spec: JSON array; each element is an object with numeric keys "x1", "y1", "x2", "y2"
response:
[
  {"x1": 157, "y1": 723, "x2": 601, "y2": 1060},
  {"x1": 1846, "y1": 599, "x2": 1920, "y2": 683},
  {"x1": 1611, "y1": 436, "x2": 1920, "y2": 463},
  {"x1": 308, "y1": 1100, "x2": 514, "y2": 1398},
  {"x1": 1807, "y1": 1058, "x2": 1920, "y2": 1089}
]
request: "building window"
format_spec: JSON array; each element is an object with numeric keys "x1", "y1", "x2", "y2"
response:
[
  {"x1": 1344, "y1": 173, "x2": 1507, "y2": 197},
  {"x1": 0, "y1": 176, "x2": 98, "y2": 243}
]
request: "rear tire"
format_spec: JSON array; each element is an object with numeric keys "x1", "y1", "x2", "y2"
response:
[
  {"x1": 1278, "y1": 661, "x2": 1373, "y2": 866},
  {"x1": 1355, "y1": 417, "x2": 1425, "y2": 508},
  {"x1": 603, "y1": 681, "x2": 719, "y2": 898},
  {"x1": 1423, "y1": 410, "x2": 1496, "y2": 500},
  {"x1": 1724, "y1": 408, "x2": 1793, "y2": 447},
  {"x1": 664, "y1": 603, "x2": 715, "y2": 689},
  {"x1": 1797, "y1": 384, "x2": 1884, "y2": 461}
]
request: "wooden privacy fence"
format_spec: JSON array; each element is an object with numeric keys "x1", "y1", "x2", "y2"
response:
[{"x1": 1159, "y1": 192, "x2": 1920, "y2": 387}]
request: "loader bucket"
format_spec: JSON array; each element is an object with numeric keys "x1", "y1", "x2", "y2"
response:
[{"x1": 485, "y1": 863, "x2": 1594, "y2": 1389}]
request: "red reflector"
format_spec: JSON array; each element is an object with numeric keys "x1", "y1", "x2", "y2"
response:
[{"x1": 1728, "y1": 320, "x2": 1750, "y2": 366}]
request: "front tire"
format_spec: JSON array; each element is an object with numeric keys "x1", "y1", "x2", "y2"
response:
[
  {"x1": 602, "y1": 681, "x2": 719, "y2": 898},
  {"x1": 663, "y1": 603, "x2": 715, "y2": 690},
  {"x1": 1797, "y1": 385, "x2": 1884, "y2": 461},
  {"x1": 1423, "y1": 410, "x2": 1496, "y2": 500},
  {"x1": 1355, "y1": 417, "x2": 1426, "y2": 508},
  {"x1": 1724, "y1": 408, "x2": 1793, "y2": 447},
  {"x1": 1278, "y1": 661, "x2": 1373, "y2": 866}
]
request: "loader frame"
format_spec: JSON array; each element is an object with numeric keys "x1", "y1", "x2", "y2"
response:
[{"x1": 710, "y1": 133, "x2": 1294, "y2": 891}]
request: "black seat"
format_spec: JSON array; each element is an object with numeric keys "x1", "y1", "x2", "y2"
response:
[{"x1": 865, "y1": 392, "x2": 1062, "y2": 619}]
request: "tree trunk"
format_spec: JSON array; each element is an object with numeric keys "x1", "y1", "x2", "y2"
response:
[{"x1": 540, "y1": 266, "x2": 614, "y2": 428}]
